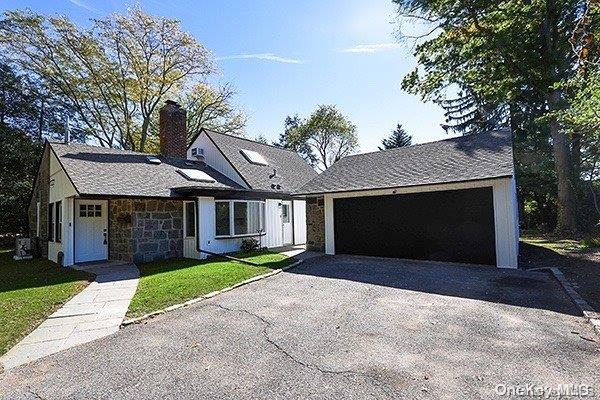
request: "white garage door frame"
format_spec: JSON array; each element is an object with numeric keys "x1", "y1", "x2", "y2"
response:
[{"x1": 323, "y1": 177, "x2": 519, "y2": 269}]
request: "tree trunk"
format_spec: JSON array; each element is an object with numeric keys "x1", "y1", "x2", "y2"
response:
[
  {"x1": 139, "y1": 117, "x2": 150, "y2": 152},
  {"x1": 547, "y1": 91, "x2": 578, "y2": 234},
  {"x1": 571, "y1": 131, "x2": 581, "y2": 172},
  {"x1": 37, "y1": 97, "x2": 45, "y2": 141}
]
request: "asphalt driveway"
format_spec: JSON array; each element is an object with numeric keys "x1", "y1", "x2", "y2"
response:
[{"x1": 1, "y1": 256, "x2": 598, "y2": 399}]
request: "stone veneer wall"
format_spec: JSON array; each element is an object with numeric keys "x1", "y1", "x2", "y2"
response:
[
  {"x1": 28, "y1": 146, "x2": 50, "y2": 258},
  {"x1": 109, "y1": 198, "x2": 184, "y2": 263},
  {"x1": 306, "y1": 197, "x2": 325, "y2": 252}
]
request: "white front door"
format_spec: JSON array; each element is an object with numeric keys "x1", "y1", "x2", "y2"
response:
[
  {"x1": 281, "y1": 201, "x2": 293, "y2": 245},
  {"x1": 74, "y1": 200, "x2": 108, "y2": 263}
]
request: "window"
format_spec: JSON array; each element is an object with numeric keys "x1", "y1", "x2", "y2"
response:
[
  {"x1": 215, "y1": 202, "x2": 230, "y2": 236},
  {"x1": 240, "y1": 149, "x2": 268, "y2": 166},
  {"x1": 215, "y1": 200, "x2": 265, "y2": 237},
  {"x1": 247, "y1": 202, "x2": 263, "y2": 234},
  {"x1": 48, "y1": 203, "x2": 54, "y2": 242},
  {"x1": 282, "y1": 203, "x2": 290, "y2": 223},
  {"x1": 79, "y1": 204, "x2": 102, "y2": 218},
  {"x1": 55, "y1": 201, "x2": 62, "y2": 243},
  {"x1": 185, "y1": 202, "x2": 196, "y2": 238},
  {"x1": 177, "y1": 168, "x2": 215, "y2": 183},
  {"x1": 233, "y1": 202, "x2": 247, "y2": 235},
  {"x1": 36, "y1": 202, "x2": 40, "y2": 237}
]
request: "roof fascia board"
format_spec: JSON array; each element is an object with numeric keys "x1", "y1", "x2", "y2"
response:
[
  {"x1": 48, "y1": 143, "x2": 81, "y2": 195},
  {"x1": 294, "y1": 175, "x2": 514, "y2": 197},
  {"x1": 201, "y1": 129, "x2": 253, "y2": 189}
]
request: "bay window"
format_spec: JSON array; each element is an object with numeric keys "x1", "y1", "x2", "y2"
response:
[{"x1": 215, "y1": 200, "x2": 265, "y2": 237}]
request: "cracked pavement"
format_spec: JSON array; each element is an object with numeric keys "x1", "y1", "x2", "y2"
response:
[{"x1": 1, "y1": 255, "x2": 599, "y2": 399}]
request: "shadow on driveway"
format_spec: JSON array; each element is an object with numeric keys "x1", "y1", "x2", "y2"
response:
[{"x1": 288, "y1": 255, "x2": 580, "y2": 316}]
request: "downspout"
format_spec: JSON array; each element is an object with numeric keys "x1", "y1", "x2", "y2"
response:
[{"x1": 197, "y1": 248, "x2": 260, "y2": 266}]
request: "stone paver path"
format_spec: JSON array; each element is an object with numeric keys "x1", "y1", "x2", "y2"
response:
[{"x1": 1, "y1": 261, "x2": 139, "y2": 370}]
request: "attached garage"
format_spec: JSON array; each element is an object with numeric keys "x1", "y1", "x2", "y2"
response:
[
  {"x1": 333, "y1": 187, "x2": 496, "y2": 265},
  {"x1": 297, "y1": 131, "x2": 520, "y2": 268}
]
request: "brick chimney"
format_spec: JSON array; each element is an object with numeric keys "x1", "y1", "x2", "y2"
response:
[{"x1": 159, "y1": 100, "x2": 187, "y2": 158}]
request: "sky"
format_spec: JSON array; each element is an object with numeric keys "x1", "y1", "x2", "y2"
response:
[{"x1": 0, "y1": 0, "x2": 457, "y2": 153}]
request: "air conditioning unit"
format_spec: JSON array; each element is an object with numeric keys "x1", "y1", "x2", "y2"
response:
[{"x1": 190, "y1": 147, "x2": 205, "y2": 161}]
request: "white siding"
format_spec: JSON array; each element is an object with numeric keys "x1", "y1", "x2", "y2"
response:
[
  {"x1": 293, "y1": 200, "x2": 307, "y2": 245},
  {"x1": 194, "y1": 197, "x2": 288, "y2": 256},
  {"x1": 62, "y1": 198, "x2": 74, "y2": 266},
  {"x1": 197, "y1": 196, "x2": 248, "y2": 255},
  {"x1": 324, "y1": 195, "x2": 335, "y2": 255},
  {"x1": 187, "y1": 132, "x2": 248, "y2": 188},
  {"x1": 323, "y1": 177, "x2": 519, "y2": 268},
  {"x1": 49, "y1": 152, "x2": 77, "y2": 202},
  {"x1": 48, "y1": 151, "x2": 77, "y2": 265},
  {"x1": 492, "y1": 177, "x2": 520, "y2": 268},
  {"x1": 264, "y1": 199, "x2": 283, "y2": 248}
]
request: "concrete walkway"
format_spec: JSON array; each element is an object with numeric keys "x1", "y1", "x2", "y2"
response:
[
  {"x1": 1, "y1": 261, "x2": 139, "y2": 370},
  {"x1": 274, "y1": 244, "x2": 323, "y2": 262}
]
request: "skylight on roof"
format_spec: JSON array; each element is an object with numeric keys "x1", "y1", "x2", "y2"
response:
[
  {"x1": 176, "y1": 169, "x2": 216, "y2": 183},
  {"x1": 240, "y1": 149, "x2": 268, "y2": 166},
  {"x1": 146, "y1": 156, "x2": 161, "y2": 165}
]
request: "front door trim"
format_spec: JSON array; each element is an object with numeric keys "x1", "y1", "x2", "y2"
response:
[{"x1": 74, "y1": 199, "x2": 108, "y2": 263}]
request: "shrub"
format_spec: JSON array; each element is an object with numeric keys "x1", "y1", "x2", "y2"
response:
[{"x1": 240, "y1": 238, "x2": 260, "y2": 253}]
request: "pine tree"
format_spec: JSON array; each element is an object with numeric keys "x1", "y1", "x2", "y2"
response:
[{"x1": 379, "y1": 124, "x2": 412, "y2": 150}]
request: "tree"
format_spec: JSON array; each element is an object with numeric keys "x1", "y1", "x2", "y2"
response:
[
  {"x1": 393, "y1": 0, "x2": 582, "y2": 234},
  {"x1": 280, "y1": 106, "x2": 358, "y2": 171},
  {"x1": 180, "y1": 82, "x2": 246, "y2": 141},
  {"x1": 0, "y1": 64, "x2": 48, "y2": 234},
  {"x1": 0, "y1": 124, "x2": 40, "y2": 234},
  {"x1": 276, "y1": 115, "x2": 317, "y2": 167},
  {"x1": 556, "y1": 0, "x2": 600, "y2": 226},
  {"x1": 379, "y1": 124, "x2": 412, "y2": 150},
  {"x1": 254, "y1": 134, "x2": 269, "y2": 144},
  {"x1": 0, "y1": 7, "x2": 215, "y2": 151}
]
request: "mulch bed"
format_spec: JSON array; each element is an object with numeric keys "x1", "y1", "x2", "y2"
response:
[{"x1": 520, "y1": 242, "x2": 600, "y2": 312}]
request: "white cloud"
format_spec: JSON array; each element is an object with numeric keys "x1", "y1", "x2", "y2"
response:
[
  {"x1": 339, "y1": 43, "x2": 402, "y2": 54},
  {"x1": 216, "y1": 53, "x2": 303, "y2": 64},
  {"x1": 67, "y1": 0, "x2": 98, "y2": 12}
]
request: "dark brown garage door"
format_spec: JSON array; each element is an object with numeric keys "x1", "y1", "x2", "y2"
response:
[{"x1": 333, "y1": 187, "x2": 496, "y2": 265}]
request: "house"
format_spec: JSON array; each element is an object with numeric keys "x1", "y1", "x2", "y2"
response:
[
  {"x1": 295, "y1": 130, "x2": 519, "y2": 268},
  {"x1": 28, "y1": 101, "x2": 317, "y2": 266}
]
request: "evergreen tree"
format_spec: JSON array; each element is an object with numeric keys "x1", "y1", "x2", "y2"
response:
[{"x1": 379, "y1": 124, "x2": 412, "y2": 150}]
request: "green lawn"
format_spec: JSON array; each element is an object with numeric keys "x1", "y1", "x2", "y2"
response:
[
  {"x1": 127, "y1": 251, "x2": 293, "y2": 318},
  {"x1": 521, "y1": 233, "x2": 600, "y2": 255},
  {"x1": 0, "y1": 248, "x2": 93, "y2": 356}
]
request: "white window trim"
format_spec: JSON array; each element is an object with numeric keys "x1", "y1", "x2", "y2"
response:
[
  {"x1": 215, "y1": 200, "x2": 266, "y2": 239},
  {"x1": 55, "y1": 201, "x2": 62, "y2": 243}
]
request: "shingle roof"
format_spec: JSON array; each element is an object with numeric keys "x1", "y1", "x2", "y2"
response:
[
  {"x1": 203, "y1": 130, "x2": 318, "y2": 193},
  {"x1": 296, "y1": 130, "x2": 515, "y2": 195},
  {"x1": 50, "y1": 142, "x2": 243, "y2": 198}
]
